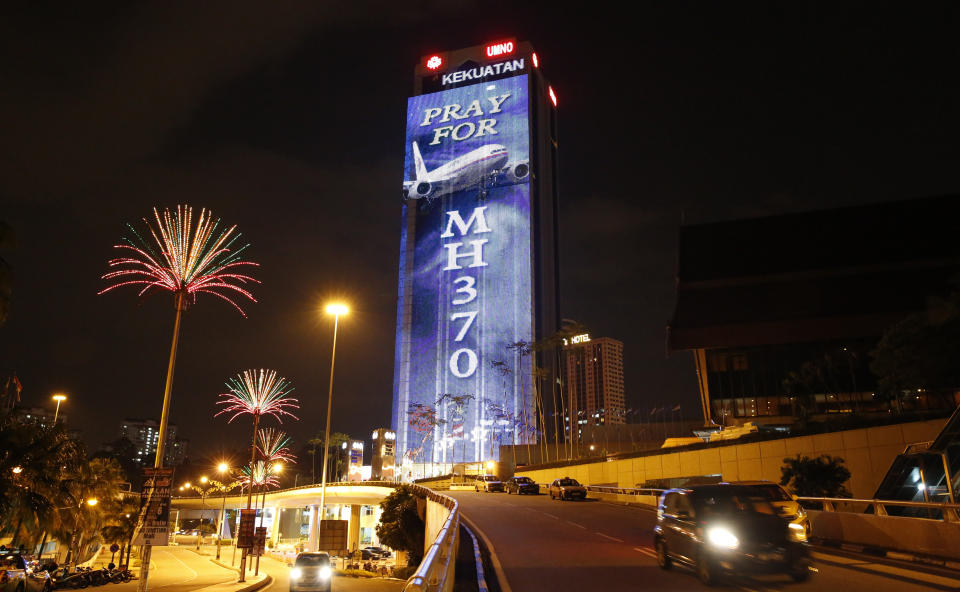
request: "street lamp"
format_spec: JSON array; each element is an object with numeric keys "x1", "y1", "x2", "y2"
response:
[
  {"x1": 318, "y1": 302, "x2": 348, "y2": 541},
  {"x1": 87, "y1": 498, "x2": 98, "y2": 506},
  {"x1": 215, "y1": 463, "x2": 232, "y2": 560},
  {"x1": 52, "y1": 393, "x2": 67, "y2": 423},
  {"x1": 12, "y1": 466, "x2": 22, "y2": 474}
]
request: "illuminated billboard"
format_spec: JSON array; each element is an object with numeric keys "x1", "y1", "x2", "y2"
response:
[{"x1": 393, "y1": 72, "x2": 535, "y2": 471}]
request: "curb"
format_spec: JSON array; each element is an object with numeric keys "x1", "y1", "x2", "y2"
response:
[
  {"x1": 461, "y1": 523, "x2": 489, "y2": 592},
  {"x1": 812, "y1": 543, "x2": 960, "y2": 580},
  {"x1": 459, "y1": 512, "x2": 511, "y2": 592}
]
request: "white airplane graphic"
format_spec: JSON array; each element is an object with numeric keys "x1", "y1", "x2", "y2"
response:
[{"x1": 402, "y1": 141, "x2": 529, "y2": 201}]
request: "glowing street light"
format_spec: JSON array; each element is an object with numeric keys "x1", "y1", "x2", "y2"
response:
[
  {"x1": 12, "y1": 466, "x2": 23, "y2": 474},
  {"x1": 318, "y1": 302, "x2": 349, "y2": 542},
  {"x1": 200, "y1": 476, "x2": 208, "y2": 484},
  {"x1": 218, "y1": 463, "x2": 229, "y2": 474},
  {"x1": 87, "y1": 498, "x2": 98, "y2": 506},
  {"x1": 52, "y1": 393, "x2": 67, "y2": 423}
]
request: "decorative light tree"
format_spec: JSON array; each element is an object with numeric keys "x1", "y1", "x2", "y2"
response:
[
  {"x1": 216, "y1": 369, "x2": 297, "y2": 579},
  {"x1": 99, "y1": 205, "x2": 258, "y2": 591}
]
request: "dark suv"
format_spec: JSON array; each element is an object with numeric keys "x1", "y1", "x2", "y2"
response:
[{"x1": 653, "y1": 485, "x2": 812, "y2": 585}]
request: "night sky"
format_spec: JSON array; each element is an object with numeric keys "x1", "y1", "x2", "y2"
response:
[{"x1": 2, "y1": 3, "x2": 958, "y2": 463}]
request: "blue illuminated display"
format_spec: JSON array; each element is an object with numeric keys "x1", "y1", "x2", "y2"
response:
[{"x1": 393, "y1": 74, "x2": 534, "y2": 473}]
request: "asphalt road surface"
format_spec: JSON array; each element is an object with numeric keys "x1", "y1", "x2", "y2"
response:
[
  {"x1": 449, "y1": 490, "x2": 960, "y2": 592},
  {"x1": 256, "y1": 553, "x2": 405, "y2": 592},
  {"x1": 108, "y1": 547, "x2": 237, "y2": 592}
]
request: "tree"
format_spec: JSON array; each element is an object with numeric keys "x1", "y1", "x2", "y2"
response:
[
  {"x1": 870, "y1": 290, "x2": 960, "y2": 409},
  {"x1": 780, "y1": 454, "x2": 851, "y2": 498},
  {"x1": 375, "y1": 485, "x2": 425, "y2": 566}
]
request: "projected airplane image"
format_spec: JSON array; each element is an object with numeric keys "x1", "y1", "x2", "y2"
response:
[{"x1": 402, "y1": 141, "x2": 529, "y2": 201}]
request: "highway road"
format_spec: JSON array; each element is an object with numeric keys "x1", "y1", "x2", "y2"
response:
[
  {"x1": 448, "y1": 490, "x2": 960, "y2": 592},
  {"x1": 107, "y1": 547, "x2": 237, "y2": 592},
  {"x1": 255, "y1": 553, "x2": 404, "y2": 592}
]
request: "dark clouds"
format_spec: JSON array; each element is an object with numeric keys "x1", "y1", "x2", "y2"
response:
[{"x1": 1, "y1": 2, "x2": 958, "y2": 459}]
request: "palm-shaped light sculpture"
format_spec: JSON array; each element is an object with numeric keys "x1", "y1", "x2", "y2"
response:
[
  {"x1": 100, "y1": 206, "x2": 259, "y2": 469},
  {"x1": 216, "y1": 369, "x2": 298, "y2": 511},
  {"x1": 257, "y1": 428, "x2": 297, "y2": 465}
]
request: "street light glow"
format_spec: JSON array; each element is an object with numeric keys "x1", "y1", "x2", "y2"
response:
[
  {"x1": 184, "y1": 482, "x2": 191, "y2": 489},
  {"x1": 52, "y1": 394, "x2": 67, "y2": 402},
  {"x1": 218, "y1": 462, "x2": 229, "y2": 473},
  {"x1": 12, "y1": 466, "x2": 23, "y2": 474},
  {"x1": 325, "y1": 303, "x2": 349, "y2": 316},
  {"x1": 87, "y1": 498, "x2": 98, "y2": 506},
  {"x1": 272, "y1": 463, "x2": 283, "y2": 474},
  {"x1": 200, "y1": 476, "x2": 208, "y2": 484}
]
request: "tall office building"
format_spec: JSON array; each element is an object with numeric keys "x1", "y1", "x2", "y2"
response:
[
  {"x1": 391, "y1": 39, "x2": 560, "y2": 469},
  {"x1": 119, "y1": 418, "x2": 189, "y2": 466},
  {"x1": 565, "y1": 336, "x2": 626, "y2": 433}
]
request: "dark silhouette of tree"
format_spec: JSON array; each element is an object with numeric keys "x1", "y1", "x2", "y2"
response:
[
  {"x1": 375, "y1": 485, "x2": 424, "y2": 566},
  {"x1": 870, "y1": 290, "x2": 960, "y2": 410},
  {"x1": 780, "y1": 454, "x2": 851, "y2": 498}
]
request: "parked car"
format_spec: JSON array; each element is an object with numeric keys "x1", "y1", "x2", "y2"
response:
[
  {"x1": 653, "y1": 485, "x2": 812, "y2": 585},
  {"x1": 505, "y1": 476, "x2": 539, "y2": 495},
  {"x1": 363, "y1": 546, "x2": 391, "y2": 558},
  {"x1": 727, "y1": 480, "x2": 809, "y2": 534},
  {"x1": 1, "y1": 552, "x2": 52, "y2": 592},
  {"x1": 549, "y1": 477, "x2": 587, "y2": 501},
  {"x1": 289, "y1": 552, "x2": 332, "y2": 592},
  {"x1": 475, "y1": 475, "x2": 504, "y2": 492}
]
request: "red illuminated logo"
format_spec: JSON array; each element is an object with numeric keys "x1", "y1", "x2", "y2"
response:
[
  {"x1": 532, "y1": 52, "x2": 539, "y2": 68},
  {"x1": 425, "y1": 55, "x2": 443, "y2": 70},
  {"x1": 548, "y1": 86, "x2": 557, "y2": 107},
  {"x1": 485, "y1": 40, "x2": 515, "y2": 58}
]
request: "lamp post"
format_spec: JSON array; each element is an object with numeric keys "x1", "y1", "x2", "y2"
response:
[
  {"x1": 52, "y1": 393, "x2": 67, "y2": 423},
  {"x1": 216, "y1": 463, "x2": 230, "y2": 560},
  {"x1": 318, "y1": 302, "x2": 348, "y2": 545}
]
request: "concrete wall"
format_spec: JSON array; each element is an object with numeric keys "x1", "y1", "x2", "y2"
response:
[
  {"x1": 423, "y1": 498, "x2": 452, "y2": 556},
  {"x1": 517, "y1": 418, "x2": 947, "y2": 498},
  {"x1": 809, "y1": 510, "x2": 960, "y2": 560}
]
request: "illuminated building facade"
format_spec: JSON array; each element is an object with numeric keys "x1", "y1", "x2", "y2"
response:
[
  {"x1": 371, "y1": 428, "x2": 397, "y2": 481},
  {"x1": 564, "y1": 336, "x2": 626, "y2": 433},
  {"x1": 119, "y1": 418, "x2": 189, "y2": 466},
  {"x1": 392, "y1": 40, "x2": 560, "y2": 470}
]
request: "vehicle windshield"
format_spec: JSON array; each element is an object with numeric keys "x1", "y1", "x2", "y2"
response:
[
  {"x1": 750, "y1": 484, "x2": 792, "y2": 501},
  {"x1": 514, "y1": 477, "x2": 532, "y2": 483},
  {"x1": 696, "y1": 490, "x2": 777, "y2": 517},
  {"x1": 483, "y1": 475, "x2": 499, "y2": 481},
  {"x1": 558, "y1": 479, "x2": 580, "y2": 486},
  {"x1": 295, "y1": 554, "x2": 330, "y2": 567}
]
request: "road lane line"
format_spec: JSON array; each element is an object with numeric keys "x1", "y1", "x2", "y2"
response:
[
  {"x1": 596, "y1": 532, "x2": 624, "y2": 542},
  {"x1": 541, "y1": 512, "x2": 559, "y2": 519},
  {"x1": 567, "y1": 521, "x2": 588, "y2": 529},
  {"x1": 634, "y1": 547, "x2": 657, "y2": 559}
]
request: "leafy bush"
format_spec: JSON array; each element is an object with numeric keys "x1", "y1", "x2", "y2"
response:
[
  {"x1": 780, "y1": 454, "x2": 851, "y2": 498},
  {"x1": 375, "y1": 484, "x2": 425, "y2": 566}
]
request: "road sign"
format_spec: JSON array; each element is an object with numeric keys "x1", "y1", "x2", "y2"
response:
[
  {"x1": 236, "y1": 509, "x2": 257, "y2": 548},
  {"x1": 110, "y1": 544, "x2": 120, "y2": 553},
  {"x1": 317, "y1": 520, "x2": 348, "y2": 553},
  {"x1": 253, "y1": 527, "x2": 267, "y2": 556},
  {"x1": 133, "y1": 467, "x2": 175, "y2": 546}
]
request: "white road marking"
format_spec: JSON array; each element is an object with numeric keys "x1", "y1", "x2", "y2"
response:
[
  {"x1": 155, "y1": 548, "x2": 199, "y2": 588},
  {"x1": 567, "y1": 521, "x2": 588, "y2": 529},
  {"x1": 541, "y1": 512, "x2": 559, "y2": 519},
  {"x1": 634, "y1": 547, "x2": 657, "y2": 559},
  {"x1": 596, "y1": 532, "x2": 624, "y2": 542}
]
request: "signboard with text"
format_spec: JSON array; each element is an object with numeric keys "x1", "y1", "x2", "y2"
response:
[
  {"x1": 253, "y1": 527, "x2": 267, "y2": 556},
  {"x1": 317, "y1": 520, "x2": 348, "y2": 553},
  {"x1": 236, "y1": 509, "x2": 257, "y2": 548},
  {"x1": 133, "y1": 467, "x2": 174, "y2": 546}
]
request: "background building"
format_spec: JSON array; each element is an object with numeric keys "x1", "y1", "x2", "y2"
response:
[
  {"x1": 119, "y1": 418, "x2": 189, "y2": 466},
  {"x1": 370, "y1": 428, "x2": 396, "y2": 481},
  {"x1": 668, "y1": 195, "x2": 960, "y2": 426},
  {"x1": 564, "y1": 336, "x2": 626, "y2": 438},
  {"x1": 392, "y1": 40, "x2": 560, "y2": 469},
  {"x1": 14, "y1": 405, "x2": 63, "y2": 429}
]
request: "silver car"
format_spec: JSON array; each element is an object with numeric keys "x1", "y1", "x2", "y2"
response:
[
  {"x1": 289, "y1": 552, "x2": 332, "y2": 592},
  {"x1": 549, "y1": 477, "x2": 587, "y2": 500},
  {"x1": 1, "y1": 553, "x2": 51, "y2": 592}
]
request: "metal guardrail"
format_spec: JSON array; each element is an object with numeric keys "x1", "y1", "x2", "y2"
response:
[
  {"x1": 799, "y1": 496, "x2": 960, "y2": 522},
  {"x1": 580, "y1": 486, "x2": 960, "y2": 523},
  {"x1": 171, "y1": 480, "x2": 401, "y2": 499},
  {"x1": 403, "y1": 484, "x2": 459, "y2": 592}
]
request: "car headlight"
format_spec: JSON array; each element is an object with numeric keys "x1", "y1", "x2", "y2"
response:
[
  {"x1": 290, "y1": 568, "x2": 302, "y2": 580},
  {"x1": 319, "y1": 566, "x2": 331, "y2": 580},
  {"x1": 706, "y1": 527, "x2": 739, "y2": 549},
  {"x1": 788, "y1": 522, "x2": 807, "y2": 542}
]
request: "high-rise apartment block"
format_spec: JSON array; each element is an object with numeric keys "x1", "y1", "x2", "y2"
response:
[
  {"x1": 565, "y1": 336, "x2": 625, "y2": 429},
  {"x1": 119, "y1": 418, "x2": 189, "y2": 466}
]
